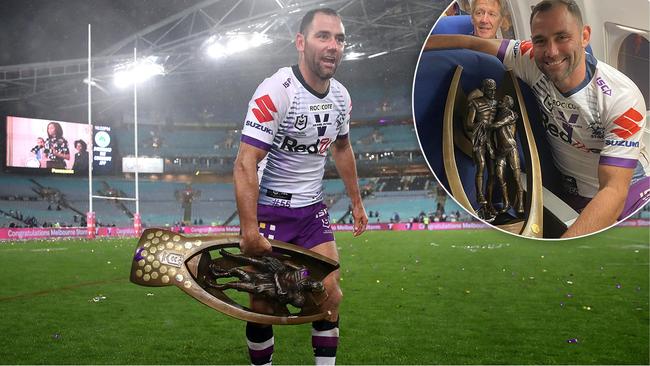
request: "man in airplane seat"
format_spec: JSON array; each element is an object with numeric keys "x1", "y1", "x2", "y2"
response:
[
  {"x1": 424, "y1": 0, "x2": 649, "y2": 238},
  {"x1": 470, "y1": 0, "x2": 505, "y2": 39}
]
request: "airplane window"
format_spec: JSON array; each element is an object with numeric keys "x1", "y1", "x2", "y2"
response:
[{"x1": 617, "y1": 34, "x2": 649, "y2": 107}]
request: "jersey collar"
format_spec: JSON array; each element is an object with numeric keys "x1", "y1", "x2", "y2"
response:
[{"x1": 292, "y1": 64, "x2": 329, "y2": 99}]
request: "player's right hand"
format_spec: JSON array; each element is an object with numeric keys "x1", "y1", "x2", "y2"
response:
[{"x1": 240, "y1": 233, "x2": 272, "y2": 256}]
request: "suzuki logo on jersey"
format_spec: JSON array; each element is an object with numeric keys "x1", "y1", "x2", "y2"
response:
[
  {"x1": 595, "y1": 77, "x2": 612, "y2": 96},
  {"x1": 605, "y1": 139, "x2": 639, "y2": 148},
  {"x1": 245, "y1": 120, "x2": 273, "y2": 135},
  {"x1": 294, "y1": 114, "x2": 308, "y2": 130},
  {"x1": 611, "y1": 108, "x2": 643, "y2": 139},
  {"x1": 279, "y1": 136, "x2": 333, "y2": 154},
  {"x1": 309, "y1": 103, "x2": 333, "y2": 112},
  {"x1": 252, "y1": 95, "x2": 277, "y2": 123}
]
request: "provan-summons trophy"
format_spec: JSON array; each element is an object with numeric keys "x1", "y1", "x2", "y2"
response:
[
  {"x1": 129, "y1": 228, "x2": 338, "y2": 325},
  {"x1": 442, "y1": 66, "x2": 543, "y2": 237}
]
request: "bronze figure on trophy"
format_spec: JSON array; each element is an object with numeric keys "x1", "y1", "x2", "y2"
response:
[
  {"x1": 129, "y1": 228, "x2": 338, "y2": 325},
  {"x1": 489, "y1": 95, "x2": 524, "y2": 216},
  {"x1": 207, "y1": 248, "x2": 325, "y2": 309},
  {"x1": 465, "y1": 78, "x2": 499, "y2": 221},
  {"x1": 465, "y1": 79, "x2": 525, "y2": 220},
  {"x1": 441, "y1": 67, "x2": 543, "y2": 237}
]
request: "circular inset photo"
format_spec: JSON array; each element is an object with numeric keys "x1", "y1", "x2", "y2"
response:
[{"x1": 413, "y1": 0, "x2": 650, "y2": 239}]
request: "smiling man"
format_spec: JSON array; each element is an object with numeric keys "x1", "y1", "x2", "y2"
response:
[
  {"x1": 424, "y1": 0, "x2": 649, "y2": 238},
  {"x1": 470, "y1": 0, "x2": 504, "y2": 39},
  {"x1": 233, "y1": 7, "x2": 367, "y2": 365}
]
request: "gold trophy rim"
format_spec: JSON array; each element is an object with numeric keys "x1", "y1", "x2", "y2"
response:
[
  {"x1": 442, "y1": 66, "x2": 543, "y2": 238},
  {"x1": 130, "y1": 228, "x2": 339, "y2": 325}
]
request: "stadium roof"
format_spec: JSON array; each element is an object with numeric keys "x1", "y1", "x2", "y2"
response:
[{"x1": 0, "y1": 0, "x2": 446, "y2": 120}]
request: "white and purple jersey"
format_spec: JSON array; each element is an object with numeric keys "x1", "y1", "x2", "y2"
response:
[
  {"x1": 241, "y1": 65, "x2": 351, "y2": 208},
  {"x1": 497, "y1": 39, "x2": 649, "y2": 199}
]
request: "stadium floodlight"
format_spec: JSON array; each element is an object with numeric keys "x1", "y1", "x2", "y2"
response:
[
  {"x1": 205, "y1": 32, "x2": 272, "y2": 59},
  {"x1": 344, "y1": 51, "x2": 365, "y2": 60},
  {"x1": 205, "y1": 37, "x2": 227, "y2": 59},
  {"x1": 226, "y1": 34, "x2": 249, "y2": 54},
  {"x1": 368, "y1": 51, "x2": 389, "y2": 59},
  {"x1": 113, "y1": 56, "x2": 165, "y2": 89},
  {"x1": 83, "y1": 77, "x2": 98, "y2": 86},
  {"x1": 250, "y1": 32, "x2": 271, "y2": 47},
  {"x1": 83, "y1": 77, "x2": 109, "y2": 94}
]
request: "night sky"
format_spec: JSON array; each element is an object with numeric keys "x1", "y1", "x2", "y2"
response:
[{"x1": 0, "y1": 0, "x2": 205, "y2": 66}]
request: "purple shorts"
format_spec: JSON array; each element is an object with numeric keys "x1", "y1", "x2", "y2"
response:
[
  {"x1": 257, "y1": 201, "x2": 334, "y2": 249},
  {"x1": 620, "y1": 176, "x2": 650, "y2": 219},
  {"x1": 560, "y1": 176, "x2": 650, "y2": 220}
]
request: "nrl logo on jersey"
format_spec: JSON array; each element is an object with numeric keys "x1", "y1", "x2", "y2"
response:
[{"x1": 294, "y1": 114, "x2": 307, "y2": 130}]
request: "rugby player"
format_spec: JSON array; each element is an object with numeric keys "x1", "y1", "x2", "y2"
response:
[{"x1": 233, "y1": 8, "x2": 368, "y2": 365}]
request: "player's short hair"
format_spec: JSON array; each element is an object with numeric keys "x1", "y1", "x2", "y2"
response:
[
  {"x1": 470, "y1": 0, "x2": 505, "y2": 17},
  {"x1": 530, "y1": 0, "x2": 583, "y2": 27},
  {"x1": 299, "y1": 8, "x2": 341, "y2": 35}
]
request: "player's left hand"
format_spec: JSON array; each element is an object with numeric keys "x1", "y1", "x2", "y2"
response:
[{"x1": 351, "y1": 204, "x2": 368, "y2": 237}]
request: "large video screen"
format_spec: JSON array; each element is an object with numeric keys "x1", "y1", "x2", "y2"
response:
[
  {"x1": 5, "y1": 116, "x2": 92, "y2": 173},
  {"x1": 93, "y1": 125, "x2": 114, "y2": 175}
]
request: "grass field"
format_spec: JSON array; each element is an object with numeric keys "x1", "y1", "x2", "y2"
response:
[{"x1": 0, "y1": 227, "x2": 648, "y2": 364}]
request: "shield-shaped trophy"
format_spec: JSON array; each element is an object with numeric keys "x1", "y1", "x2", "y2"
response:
[
  {"x1": 130, "y1": 228, "x2": 339, "y2": 325},
  {"x1": 442, "y1": 66, "x2": 543, "y2": 237}
]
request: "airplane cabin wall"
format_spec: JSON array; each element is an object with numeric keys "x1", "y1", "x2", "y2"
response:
[{"x1": 508, "y1": 0, "x2": 649, "y2": 64}]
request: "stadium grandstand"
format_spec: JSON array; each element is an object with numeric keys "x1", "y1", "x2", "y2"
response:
[
  {"x1": 0, "y1": 0, "x2": 471, "y2": 235},
  {"x1": 0, "y1": 117, "x2": 472, "y2": 229},
  {"x1": 0, "y1": 0, "x2": 646, "y2": 237}
]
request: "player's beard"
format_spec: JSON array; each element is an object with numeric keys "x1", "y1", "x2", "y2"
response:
[
  {"x1": 535, "y1": 49, "x2": 582, "y2": 89},
  {"x1": 304, "y1": 40, "x2": 340, "y2": 80}
]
